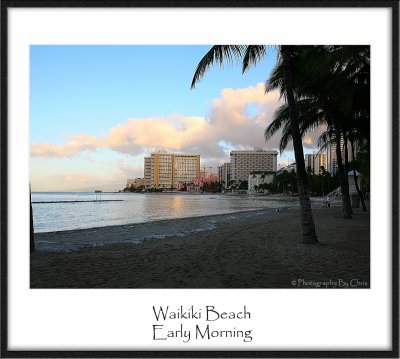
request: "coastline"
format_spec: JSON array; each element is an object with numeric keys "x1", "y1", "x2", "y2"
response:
[
  {"x1": 31, "y1": 206, "x2": 370, "y2": 288},
  {"x1": 31, "y1": 193, "x2": 304, "y2": 234},
  {"x1": 33, "y1": 206, "x2": 298, "y2": 251}
]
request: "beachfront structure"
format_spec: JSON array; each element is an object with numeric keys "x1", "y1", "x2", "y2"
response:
[
  {"x1": 126, "y1": 178, "x2": 144, "y2": 188},
  {"x1": 248, "y1": 171, "x2": 275, "y2": 194},
  {"x1": 144, "y1": 151, "x2": 200, "y2": 189},
  {"x1": 305, "y1": 152, "x2": 327, "y2": 174},
  {"x1": 144, "y1": 157, "x2": 152, "y2": 187},
  {"x1": 230, "y1": 148, "x2": 278, "y2": 182},
  {"x1": 348, "y1": 170, "x2": 363, "y2": 208},
  {"x1": 189, "y1": 177, "x2": 216, "y2": 191},
  {"x1": 348, "y1": 170, "x2": 363, "y2": 193}
]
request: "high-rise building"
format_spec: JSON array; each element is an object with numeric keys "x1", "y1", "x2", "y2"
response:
[
  {"x1": 326, "y1": 141, "x2": 339, "y2": 174},
  {"x1": 230, "y1": 148, "x2": 278, "y2": 182},
  {"x1": 326, "y1": 138, "x2": 345, "y2": 174},
  {"x1": 173, "y1": 154, "x2": 201, "y2": 184},
  {"x1": 218, "y1": 166, "x2": 223, "y2": 182},
  {"x1": 305, "y1": 152, "x2": 327, "y2": 174},
  {"x1": 314, "y1": 152, "x2": 327, "y2": 174},
  {"x1": 222, "y1": 162, "x2": 231, "y2": 186},
  {"x1": 305, "y1": 154, "x2": 313, "y2": 172},
  {"x1": 144, "y1": 151, "x2": 200, "y2": 189},
  {"x1": 325, "y1": 137, "x2": 356, "y2": 174},
  {"x1": 144, "y1": 157, "x2": 152, "y2": 187}
]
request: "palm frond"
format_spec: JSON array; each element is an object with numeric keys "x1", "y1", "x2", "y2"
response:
[
  {"x1": 242, "y1": 45, "x2": 267, "y2": 73},
  {"x1": 279, "y1": 121, "x2": 292, "y2": 152},
  {"x1": 317, "y1": 127, "x2": 336, "y2": 152},
  {"x1": 265, "y1": 97, "x2": 330, "y2": 153},
  {"x1": 190, "y1": 45, "x2": 245, "y2": 89},
  {"x1": 265, "y1": 64, "x2": 286, "y2": 99},
  {"x1": 264, "y1": 104, "x2": 290, "y2": 141}
]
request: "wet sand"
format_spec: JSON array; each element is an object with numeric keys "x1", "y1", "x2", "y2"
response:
[{"x1": 30, "y1": 206, "x2": 370, "y2": 288}]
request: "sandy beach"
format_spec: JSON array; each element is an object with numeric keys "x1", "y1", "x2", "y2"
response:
[{"x1": 30, "y1": 206, "x2": 370, "y2": 288}]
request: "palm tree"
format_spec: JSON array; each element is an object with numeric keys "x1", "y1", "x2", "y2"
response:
[
  {"x1": 191, "y1": 45, "x2": 318, "y2": 244},
  {"x1": 326, "y1": 46, "x2": 369, "y2": 215},
  {"x1": 265, "y1": 79, "x2": 353, "y2": 218},
  {"x1": 265, "y1": 45, "x2": 369, "y2": 219}
]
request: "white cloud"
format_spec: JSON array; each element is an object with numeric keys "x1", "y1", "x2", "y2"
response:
[{"x1": 30, "y1": 83, "x2": 323, "y2": 164}]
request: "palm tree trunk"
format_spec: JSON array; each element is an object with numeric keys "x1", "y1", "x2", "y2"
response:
[
  {"x1": 343, "y1": 132, "x2": 353, "y2": 215},
  {"x1": 334, "y1": 127, "x2": 352, "y2": 219},
  {"x1": 350, "y1": 138, "x2": 367, "y2": 212},
  {"x1": 280, "y1": 46, "x2": 318, "y2": 244},
  {"x1": 30, "y1": 184, "x2": 35, "y2": 252}
]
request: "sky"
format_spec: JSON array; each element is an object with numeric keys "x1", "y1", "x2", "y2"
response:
[{"x1": 30, "y1": 45, "x2": 320, "y2": 192}]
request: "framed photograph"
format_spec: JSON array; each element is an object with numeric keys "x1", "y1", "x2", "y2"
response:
[{"x1": 1, "y1": 0, "x2": 398, "y2": 357}]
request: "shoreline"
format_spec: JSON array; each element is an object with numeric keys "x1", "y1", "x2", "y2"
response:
[
  {"x1": 31, "y1": 206, "x2": 370, "y2": 288},
  {"x1": 33, "y1": 206, "x2": 296, "y2": 251},
  {"x1": 32, "y1": 195, "x2": 328, "y2": 236},
  {"x1": 32, "y1": 193, "x2": 329, "y2": 235}
]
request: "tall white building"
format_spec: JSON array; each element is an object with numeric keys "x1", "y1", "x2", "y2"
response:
[
  {"x1": 230, "y1": 148, "x2": 278, "y2": 182},
  {"x1": 144, "y1": 151, "x2": 200, "y2": 189}
]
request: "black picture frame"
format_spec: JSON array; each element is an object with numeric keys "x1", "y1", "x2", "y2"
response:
[{"x1": 1, "y1": 1, "x2": 398, "y2": 358}]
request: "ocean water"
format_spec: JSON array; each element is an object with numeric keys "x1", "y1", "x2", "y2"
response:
[{"x1": 31, "y1": 192, "x2": 300, "y2": 233}]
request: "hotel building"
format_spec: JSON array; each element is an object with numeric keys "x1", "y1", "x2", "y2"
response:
[
  {"x1": 326, "y1": 138, "x2": 356, "y2": 174},
  {"x1": 315, "y1": 152, "x2": 327, "y2": 174},
  {"x1": 326, "y1": 142, "x2": 339, "y2": 174},
  {"x1": 230, "y1": 148, "x2": 278, "y2": 182},
  {"x1": 144, "y1": 151, "x2": 200, "y2": 189},
  {"x1": 144, "y1": 157, "x2": 152, "y2": 187},
  {"x1": 305, "y1": 152, "x2": 327, "y2": 174}
]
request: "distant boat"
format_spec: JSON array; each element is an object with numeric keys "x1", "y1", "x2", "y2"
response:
[{"x1": 94, "y1": 190, "x2": 102, "y2": 193}]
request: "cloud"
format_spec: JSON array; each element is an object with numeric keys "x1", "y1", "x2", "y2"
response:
[
  {"x1": 30, "y1": 83, "x2": 323, "y2": 161},
  {"x1": 30, "y1": 141, "x2": 97, "y2": 157}
]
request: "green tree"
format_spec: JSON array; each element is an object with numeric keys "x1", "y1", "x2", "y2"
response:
[
  {"x1": 191, "y1": 45, "x2": 318, "y2": 244},
  {"x1": 238, "y1": 180, "x2": 248, "y2": 190}
]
